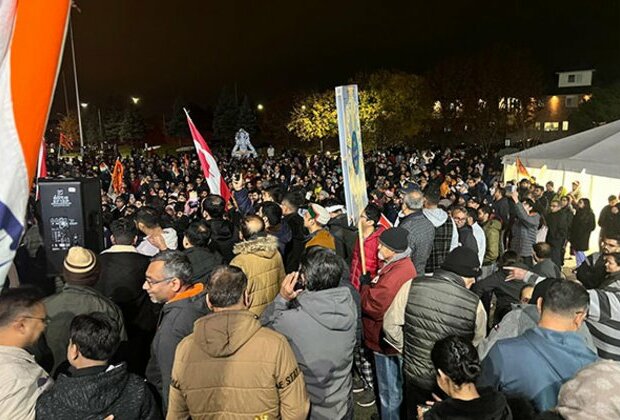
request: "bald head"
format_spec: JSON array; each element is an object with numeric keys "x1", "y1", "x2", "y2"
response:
[{"x1": 241, "y1": 215, "x2": 265, "y2": 240}]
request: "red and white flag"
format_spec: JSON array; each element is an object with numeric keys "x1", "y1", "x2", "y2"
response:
[
  {"x1": 378, "y1": 213, "x2": 393, "y2": 230},
  {"x1": 184, "y1": 109, "x2": 231, "y2": 205}
]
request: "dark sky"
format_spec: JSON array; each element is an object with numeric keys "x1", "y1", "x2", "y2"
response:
[{"x1": 52, "y1": 0, "x2": 620, "y2": 115}]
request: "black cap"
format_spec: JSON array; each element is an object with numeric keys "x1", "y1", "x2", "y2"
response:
[
  {"x1": 441, "y1": 246, "x2": 480, "y2": 277},
  {"x1": 379, "y1": 228, "x2": 409, "y2": 253}
]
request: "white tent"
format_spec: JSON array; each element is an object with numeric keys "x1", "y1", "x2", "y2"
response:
[{"x1": 503, "y1": 119, "x2": 620, "y2": 252}]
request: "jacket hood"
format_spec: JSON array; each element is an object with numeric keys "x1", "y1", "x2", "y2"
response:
[
  {"x1": 195, "y1": 310, "x2": 261, "y2": 357},
  {"x1": 423, "y1": 208, "x2": 448, "y2": 227},
  {"x1": 268, "y1": 222, "x2": 292, "y2": 243},
  {"x1": 233, "y1": 234, "x2": 279, "y2": 258},
  {"x1": 484, "y1": 219, "x2": 502, "y2": 231},
  {"x1": 48, "y1": 364, "x2": 132, "y2": 413},
  {"x1": 521, "y1": 303, "x2": 540, "y2": 323},
  {"x1": 208, "y1": 219, "x2": 235, "y2": 240},
  {"x1": 296, "y1": 287, "x2": 356, "y2": 331}
]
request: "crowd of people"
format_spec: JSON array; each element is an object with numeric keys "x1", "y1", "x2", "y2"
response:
[{"x1": 3, "y1": 143, "x2": 620, "y2": 419}]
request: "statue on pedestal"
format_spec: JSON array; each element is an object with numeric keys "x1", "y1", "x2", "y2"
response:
[{"x1": 231, "y1": 129, "x2": 257, "y2": 158}]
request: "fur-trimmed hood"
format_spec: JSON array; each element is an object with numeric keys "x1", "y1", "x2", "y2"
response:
[{"x1": 233, "y1": 234, "x2": 279, "y2": 259}]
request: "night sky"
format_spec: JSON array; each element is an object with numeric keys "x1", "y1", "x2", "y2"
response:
[{"x1": 52, "y1": 0, "x2": 620, "y2": 115}]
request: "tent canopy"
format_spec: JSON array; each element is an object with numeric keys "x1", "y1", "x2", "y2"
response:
[{"x1": 503, "y1": 119, "x2": 620, "y2": 178}]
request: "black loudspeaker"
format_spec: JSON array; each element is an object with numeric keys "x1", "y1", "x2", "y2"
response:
[{"x1": 39, "y1": 178, "x2": 103, "y2": 276}]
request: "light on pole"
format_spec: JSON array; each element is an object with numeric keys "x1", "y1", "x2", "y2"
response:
[
  {"x1": 80, "y1": 102, "x2": 88, "y2": 109},
  {"x1": 257, "y1": 103, "x2": 264, "y2": 111},
  {"x1": 131, "y1": 96, "x2": 141, "y2": 105}
]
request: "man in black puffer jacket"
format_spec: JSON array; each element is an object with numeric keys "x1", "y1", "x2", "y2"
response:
[
  {"x1": 36, "y1": 313, "x2": 161, "y2": 420},
  {"x1": 403, "y1": 247, "x2": 487, "y2": 418}
]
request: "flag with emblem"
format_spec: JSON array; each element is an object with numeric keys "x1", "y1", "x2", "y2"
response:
[{"x1": 184, "y1": 109, "x2": 231, "y2": 205}]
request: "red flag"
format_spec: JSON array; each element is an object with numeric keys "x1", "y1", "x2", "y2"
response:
[
  {"x1": 111, "y1": 158, "x2": 124, "y2": 194},
  {"x1": 378, "y1": 213, "x2": 393, "y2": 230},
  {"x1": 184, "y1": 109, "x2": 231, "y2": 205},
  {"x1": 37, "y1": 140, "x2": 48, "y2": 179},
  {"x1": 516, "y1": 157, "x2": 531, "y2": 180},
  {"x1": 59, "y1": 132, "x2": 74, "y2": 150}
]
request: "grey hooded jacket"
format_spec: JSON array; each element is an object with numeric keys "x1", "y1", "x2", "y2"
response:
[{"x1": 261, "y1": 287, "x2": 357, "y2": 420}]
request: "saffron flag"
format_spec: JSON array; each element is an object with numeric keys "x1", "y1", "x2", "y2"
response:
[
  {"x1": 516, "y1": 157, "x2": 532, "y2": 180},
  {"x1": 0, "y1": 0, "x2": 71, "y2": 284},
  {"x1": 184, "y1": 109, "x2": 231, "y2": 205},
  {"x1": 111, "y1": 158, "x2": 124, "y2": 194}
]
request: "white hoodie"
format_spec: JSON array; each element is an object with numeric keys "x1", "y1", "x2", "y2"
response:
[
  {"x1": 136, "y1": 227, "x2": 178, "y2": 256},
  {"x1": 422, "y1": 207, "x2": 459, "y2": 251}
]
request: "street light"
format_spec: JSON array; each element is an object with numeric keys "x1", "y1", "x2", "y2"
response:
[
  {"x1": 257, "y1": 103, "x2": 264, "y2": 111},
  {"x1": 80, "y1": 102, "x2": 88, "y2": 109},
  {"x1": 301, "y1": 105, "x2": 306, "y2": 111},
  {"x1": 131, "y1": 96, "x2": 141, "y2": 105}
]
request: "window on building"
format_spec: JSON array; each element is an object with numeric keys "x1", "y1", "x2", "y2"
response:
[
  {"x1": 535, "y1": 122, "x2": 541, "y2": 130},
  {"x1": 568, "y1": 74, "x2": 575, "y2": 83},
  {"x1": 565, "y1": 95, "x2": 578, "y2": 108},
  {"x1": 562, "y1": 121, "x2": 569, "y2": 131},
  {"x1": 544, "y1": 122, "x2": 559, "y2": 132}
]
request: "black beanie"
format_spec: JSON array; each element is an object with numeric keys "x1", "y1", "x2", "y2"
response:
[
  {"x1": 441, "y1": 246, "x2": 480, "y2": 277},
  {"x1": 379, "y1": 227, "x2": 409, "y2": 253}
]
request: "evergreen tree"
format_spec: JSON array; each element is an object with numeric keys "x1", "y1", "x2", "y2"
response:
[
  {"x1": 166, "y1": 97, "x2": 190, "y2": 139},
  {"x1": 103, "y1": 107, "x2": 123, "y2": 141},
  {"x1": 213, "y1": 87, "x2": 238, "y2": 143},
  {"x1": 236, "y1": 95, "x2": 258, "y2": 138},
  {"x1": 119, "y1": 106, "x2": 146, "y2": 142}
]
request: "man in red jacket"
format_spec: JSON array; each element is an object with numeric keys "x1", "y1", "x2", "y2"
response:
[{"x1": 361, "y1": 227, "x2": 416, "y2": 420}]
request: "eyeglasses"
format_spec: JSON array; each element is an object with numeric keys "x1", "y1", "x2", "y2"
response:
[
  {"x1": 144, "y1": 276, "x2": 175, "y2": 287},
  {"x1": 22, "y1": 316, "x2": 51, "y2": 326}
]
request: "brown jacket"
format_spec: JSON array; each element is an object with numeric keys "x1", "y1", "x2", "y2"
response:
[
  {"x1": 231, "y1": 235, "x2": 285, "y2": 316},
  {"x1": 305, "y1": 229, "x2": 336, "y2": 251},
  {"x1": 167, "y1": 310, "x2": 309, "y2": 420}
]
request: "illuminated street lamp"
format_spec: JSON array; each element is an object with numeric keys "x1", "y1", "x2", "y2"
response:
[
  {"x1": 257, "y1": 103, "x2": 264, "y2": 111},
  {"x1": 131, "y1": 96, "x2": 141, "y2": 105},
  {"x1": 80, "y1": 102, "x2": 88, "y2": 109},
  {"x1": 301, "y1": 105, "x2": 306, "y2": 111}
]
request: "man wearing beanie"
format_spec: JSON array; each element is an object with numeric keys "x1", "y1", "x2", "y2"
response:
[
  {"x1": 360, "y1": 227, "x2": 416, "y2": 420},
  {"x1": 401, "y1": 246, "x2": 486, "y2": 416},
  {"x1": 44, "y1": 246, "x2": 126, "y2": 375}
]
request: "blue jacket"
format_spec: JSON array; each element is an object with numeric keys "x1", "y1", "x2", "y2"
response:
[{"x1": 479, "y1": 327, "x2": 597, "y2": 412}]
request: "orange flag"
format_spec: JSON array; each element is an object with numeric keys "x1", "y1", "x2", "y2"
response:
[
  {"x1": 112, "y1": 158, "x2": 124, "y2": 194},
  {"x1": 516, "y1": 157, "x2": 532, "y2": 180}
]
